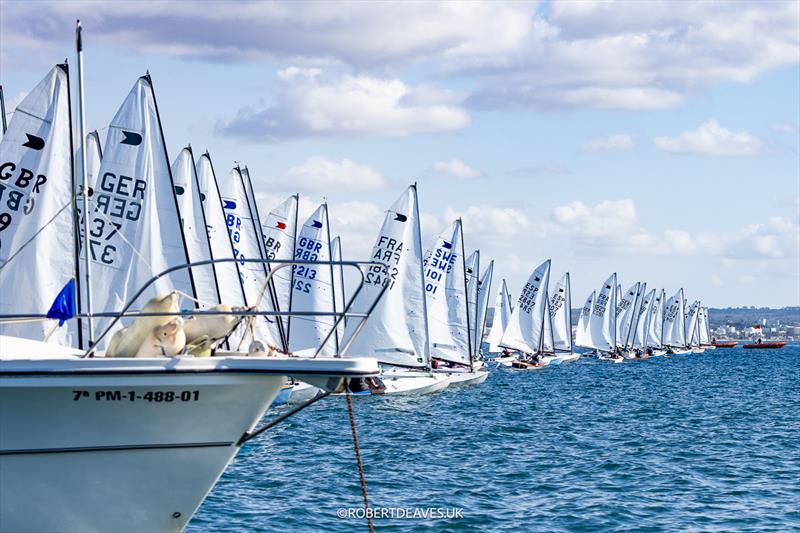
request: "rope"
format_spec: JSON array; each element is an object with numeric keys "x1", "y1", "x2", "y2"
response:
[
  {"x1": 0, "y1": 201, "x2": 71, "y2": 274},
  {"x1": 345, "y1": 385, "x2": 374, "y2": 533}
]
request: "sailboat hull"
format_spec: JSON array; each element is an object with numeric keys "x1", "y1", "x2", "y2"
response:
[
  {"x1": 0, "y1": 341, "x2": 379, "y2": 532},
  {"x1": 436, "y1": 369, "x2": 489, "y2": 387}
]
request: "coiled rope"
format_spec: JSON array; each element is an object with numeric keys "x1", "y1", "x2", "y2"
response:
[{"x1": 345, "y1": 385, "x2": 374, "y2": 533}]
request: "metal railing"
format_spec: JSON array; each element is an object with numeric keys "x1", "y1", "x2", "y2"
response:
[{"x1": 0, "y1": 258, "x2": 390, "y2": 360}]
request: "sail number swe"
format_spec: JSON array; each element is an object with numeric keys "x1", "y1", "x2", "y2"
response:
[{"x1": 72, "y1": 390, "x2": 200, "y2": 402}]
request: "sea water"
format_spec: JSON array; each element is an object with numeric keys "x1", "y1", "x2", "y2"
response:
[{"x1": 189, "y1": 345, "x2": 799, "y2": 532}]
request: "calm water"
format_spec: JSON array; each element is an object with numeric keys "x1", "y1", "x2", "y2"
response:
[{"x1": 190, "y1": 345, "x2": 800, "y2": 532}]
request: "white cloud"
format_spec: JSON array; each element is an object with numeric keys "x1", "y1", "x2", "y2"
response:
[
  {"x1": 654, "y1": 119, "x2": 765, "y2": 156},
  {"x1": 218, "y1": 69, "x2": 469, "y2": 140},
  {"x1": 276, "y1": 157, "x2": 387, "y2": 192},
  {"x1": 3, "y1": 2, "x2": 796, "y2": 112},
  {"x1": 580, "y1": 134, "x2": 633, "y2": 153},
  {"x1": 433, "y1": 159, "x2": 480, "y2": 179},
  {"x1": 771, "y1": 123, "x2": 799, "y2": 134}
]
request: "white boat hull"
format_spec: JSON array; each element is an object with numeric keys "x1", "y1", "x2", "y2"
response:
[
  {"x1": 0, "y1": 340, "x2": 379, "y2": 532},
  {"x1": 435, "y1": 369, "x2": 489, "y2": 387},
  {"x1": 286, "y1": 381, "x2": 322, "y2": 404},
  {"x1": 554, "y1": 352, "x2": 580, "y2": 363},
  {"x1": 491, "y1": 355, "x2": 517, "y2": 367}
]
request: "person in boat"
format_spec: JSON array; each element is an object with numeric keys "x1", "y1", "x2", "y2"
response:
[
  {"x1": 757, "y1": 338, "x2": 762, "y2": 344},
  {"x1": 348, "y1": 378, "x2": 370, "y2": 393},
  {"x1": 366, "y1": 377, "x2": 386, "y2": 394},
  {"x1": 646, "y1": 347, "x2": 653, "y2": 357},
  {"x1": 711, "y1": 337, "x2": 717, "y2": 345},
  {"x1": 501, "y1": 348, "x2": 513, "y2": 358},
  {"x1": 665, "y1": 345, "x2": 674, "y2": 355}
]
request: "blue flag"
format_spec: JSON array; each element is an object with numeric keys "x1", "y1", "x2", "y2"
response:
[{"x1": 47, "y1": 279, "x2": 77, "y2": 326}]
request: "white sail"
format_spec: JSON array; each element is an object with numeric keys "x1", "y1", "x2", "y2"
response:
[
  {"x1": 542, "y1": 296, "x2": 556, "y2": 354},
  {"x1": 289, "y1": 204, "x2": 337, "y2": 356},
  {"x1": 85, "y1": 130, "x2": 102, "y2": 188},
  {"x1": 575, "y1": 290, "x2": 595, "y2": 349},
  {"x1": 341, "y1": 186, "x2": 429, "y2": 368},
  {"x1": 486, "y1": 279, "x2": 511, "y2": 353},
  {"x1": 685, "y1": 300, "x2": 701, "y2": 347},
  {"x1": 500, "y1": 259, "x2": 551, "y2": 354},
  {"x1": 195, "y1": 152, "x2": 246, "y2": 308},
  {"x1": 171, "y1": 147, "x2": 218, "y2": 307},
  {"x1": 647, "y1": 289, "x2": 665, "y2": 349},
  {"x1": 588, "y1": 273, "x2": 617, "y2": 352},
  {"x1": 662, "y1": 289, "x2": 687, "y2": 347},
  {"x1": 698, "y1": 307, "x2": 711, "y2": 344},
  {"x1": 423, "y1": 220, "x2": 471, "y2": 366},
  {"x1": 218, "y1": 166, "x2": 280, "y2": 348},
  {"x1": 465, "y1": 250, "x2": 480, "y2": 356},
  {"x1": 260, "y1": 194, "x2": 298, "y2": 336},
  {"x1": 549, "y1": 273, "x2": 573, "y2": 352},
  {"x1": 475, "y1": 259, "x2": 494, "y2": 356},
  {"x1": 331, "y1": 235, "x2": 346, "y2": 342},
  {"x1": 616, "y1": 282, "x2": 640, "y2": 349},
  {"x1": 0, "y1": 65, "x2": 77, "y2": 345},
  {"x1": 633, "y1": 288, "x2": 655, "y2": 349},
  {"x1": 82, "y1": 76, "x2": 195, "y2": 346}
]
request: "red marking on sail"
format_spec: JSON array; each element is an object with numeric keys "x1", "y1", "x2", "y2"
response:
[{"x1": 276, "y1": 221, "x2": 287, "y2": 230}]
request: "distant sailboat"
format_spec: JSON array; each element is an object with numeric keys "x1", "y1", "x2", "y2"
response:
[
  {"x1": 581, "y1": 273, "x2": 620, "y2": 361},
  {"x1": 340, "y1": 185, "x2": 449, "y2": 394},
  {"x1": 646, "y1": 289, "x2": 666, "y2": 355},
  {"x1": 260, "y1": 194, "x2": 298, "y2": 338},
  {"x1": 288, "y1": 204, "x2": 338, "y2": 356},
  {"x1": 548, "y1": 273, "x2": 578, "y2": 362},
  {"x1": 662, "y1": 289, "x2": 690, "y2": 354},
  {"x1": 500, "y1": 259, "x2": 553, "y2": 369},
  {"x1": 575, "y1": 290, "x2": 595, "y2": 355}
]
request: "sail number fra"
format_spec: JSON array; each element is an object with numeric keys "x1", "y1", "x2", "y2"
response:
[{"x1": 72, "y1": 390, "x2": 200, "y2": 402}]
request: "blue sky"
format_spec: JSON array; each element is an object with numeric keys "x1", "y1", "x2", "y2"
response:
[{"x1": 2, "y1": 0, "x2": 798, "y2": 307}]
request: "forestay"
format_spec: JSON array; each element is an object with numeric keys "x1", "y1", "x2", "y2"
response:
[
  {"x1": 171, "y1": 147, "x2": 218, "y2": 307},
  {"x1": 500, "y1": 259, "x2": 551, "y2": 355},
  {"x1": 486, "y1": 279, "x2": 511, "y2": 353},
  {"x1": 289, "y1": 204, "x2": 337, "y2": 356},
  {"x1": 195, "y1": 152, "x2": 246, "y2": 308},
  {"x1": 0, "y1": 65, "x2": 77, "y2": 346},
  {"x1": 341, "y1": 186, "x2": 429, "y2": 368},
  {"x1": 260, "y1": 194, "x2": 298, "y2": 337},
  {"x1": 83, "y1": 75, "x2": 195, "y2": 347},
  {"x1": 423, "y1": 220, "x2": 471, "y2": 366},
  {"x1": 588, "y1": 273, "x2": 617, "y2": 352},
  {"x1": 549, "y1": 272, "x2": 573, "y2": 353}
]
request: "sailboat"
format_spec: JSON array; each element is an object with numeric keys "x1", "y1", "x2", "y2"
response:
[
  {"x1": 646, "y1": 289, "x2": 667, "y2": 355},
  {"x1": 698, "y1": 307, "x2": 715, "y2": 350},
  {"x1": 575, "y1": 290, "x2": 595, "y2": 357},
  {"x1": 685, "y1": 300, "x2": 705, "y2": 353},
  {"x1": 662, "y1": 289, "x2": 690, "y2": 354},
  {"x1": 548, "y1": 273, "x2": 579, "y2": 362},
  {"x1": 576, "y1": 274, "x2": 620, "y2": 362},
  {"x1": 474, "y1": 258, "x2": 494, "y2": 365},
  {"x1": 339, "y1": 185, "x2": 449, "y2": 394},
  {"x1": 424, "y1": 220, "x2": 486, "y2": 386},
  {"x1": 499, "y1": 259, "x2": 553, "y2": 370},
  {"x1": 0, "y1": 55, "x2": 381, "y2": 533},
  {"x1": 616, "y1": 282, "x2": 642, "y2": 358},
  {"x1": 631, "y1": 288, "x2": 655, "y2": 358},
  {"x1": 485, "y1": 279, "x2": 516, "y2": 366}
]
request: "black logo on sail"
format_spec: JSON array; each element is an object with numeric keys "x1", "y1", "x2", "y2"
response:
[
  {"x1": 121, "y1": 131, "x2": 142, "y2": 146},
  {"x1": 394, "y1": 213, "x2": 407, "y2": 222},
  {"x1": 23, "y1": 133, "x2": 45, "y2": 150}
]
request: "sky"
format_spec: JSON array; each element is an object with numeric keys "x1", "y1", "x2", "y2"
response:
[{"x1": 1, "y1": 0, "x2": 798, "y2": 308}]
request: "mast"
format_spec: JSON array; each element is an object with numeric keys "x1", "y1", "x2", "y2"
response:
[
  {"x1": 458, "y1": 219, "x2": 473, "y2": 372},
  {"x1": 0, "y1": 84, "x2": 7, "y2": 133},
  {"x1": 323, "y1": 202, "x2": 339, "y2": 352},
  {"x1": 286, "y1": 193, "x2": 300, "y2": 342},
  {"x1": 625, "y1": 282, "x2": 643, "y2": 349},
  {"x1": 187, "y1": 145, "x2": 223, "y2": 306},
  {"x1": 75, "y1": 20, "x2": 93, "y2": 346},
  {"x1": 412, "y1": 183, "x2": 432, "y2": 371}
]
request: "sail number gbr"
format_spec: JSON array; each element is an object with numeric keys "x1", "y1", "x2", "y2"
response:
[{"x1": 72, "y1": 390, "x2": 200, "y2": 402}]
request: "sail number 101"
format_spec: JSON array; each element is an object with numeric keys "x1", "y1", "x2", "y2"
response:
[{"x1": 72, "y1": 390, "x2": 200, "y2": 402}]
